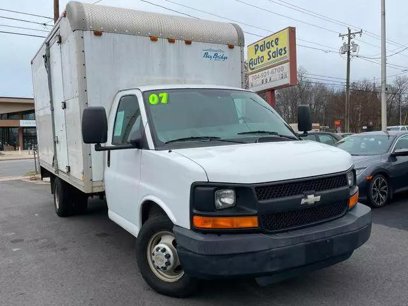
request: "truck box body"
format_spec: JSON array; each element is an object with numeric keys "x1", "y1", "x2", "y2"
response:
[{"x1": 32, "y1": 1, "x2": 245, "y2": 193}]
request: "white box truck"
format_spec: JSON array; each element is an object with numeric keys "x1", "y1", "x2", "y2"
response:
[{"x1": 32, "y1": 1, "x2": 371, "y2": 297}]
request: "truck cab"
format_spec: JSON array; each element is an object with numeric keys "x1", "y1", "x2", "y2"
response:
[{"x1": 82, "y1": 84, "x2": 371, "y2": 297}]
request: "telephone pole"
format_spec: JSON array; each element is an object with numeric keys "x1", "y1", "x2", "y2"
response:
[
  {"x1": 381, "y1": 0, "x2": 387, "y2": 131},
  {"x1": 339, "y1": 28, "x2": 362, "y2": 133},
  {"x1": 54, "y1": 0, "x2": 59, "y2": 23}
]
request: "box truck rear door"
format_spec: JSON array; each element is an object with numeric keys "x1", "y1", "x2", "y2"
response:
[{"x1": 49, "y1": 38, "x2": 69, "y2": 173}]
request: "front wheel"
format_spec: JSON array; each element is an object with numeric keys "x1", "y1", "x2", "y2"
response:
[
  {"x1": 136, "y1": 216, "x2": 198, "y2": 297},
  {"x1": 368, "y1": 174, "x2": 390, "y2": 208}
]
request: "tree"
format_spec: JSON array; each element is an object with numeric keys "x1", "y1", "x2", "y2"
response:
[{"x1": 247, "y1": 67, "x2": 408, "y2": 131}]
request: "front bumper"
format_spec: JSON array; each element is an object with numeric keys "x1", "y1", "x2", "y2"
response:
[{"x1": 174, "y1": 203, "x2": 371, "y2": 279}]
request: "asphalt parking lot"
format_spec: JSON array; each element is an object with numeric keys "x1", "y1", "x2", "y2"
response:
[{"x1": 1, "y1": 160, "x2": 408, "y2": 305}]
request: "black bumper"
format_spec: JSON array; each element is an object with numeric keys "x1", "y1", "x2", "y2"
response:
[{"x1": 174, "y1": 203, "x2": 371, "y2": 279}]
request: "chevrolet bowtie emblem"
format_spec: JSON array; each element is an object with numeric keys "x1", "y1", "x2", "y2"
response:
[{"x1": 301, "y1": 194, "x2": 321, "y2": 205}]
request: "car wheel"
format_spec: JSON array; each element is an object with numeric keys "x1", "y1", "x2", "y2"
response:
[
  {"x1": 53, "y1": 177, "x2": 73, "y2": 217},
  {"x1": 136, "y1": 215, "x2": 198, "y2": 297},
  {"x1": 368, "y1": 174, "x2": 390, "y2": 208}
]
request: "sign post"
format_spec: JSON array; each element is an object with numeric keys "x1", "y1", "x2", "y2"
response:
[{"x1": 247, "y1": 27, "x2": 297, "y2": 106}]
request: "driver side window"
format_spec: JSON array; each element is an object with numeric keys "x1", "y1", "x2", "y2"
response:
[
  {"x1": 394, "y1": 135, "x2": 408, "y2": 151},
  {"x1": 112, "y1": 95, "x2": 141, "y2": 145}
]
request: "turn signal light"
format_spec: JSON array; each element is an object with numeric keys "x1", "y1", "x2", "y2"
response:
[
  {"x1": 193, "y1": 215, "x2": 258, "y2": 229},
  {"x1": 348, "y1": 191, "x2": 359, "y2": 209}
]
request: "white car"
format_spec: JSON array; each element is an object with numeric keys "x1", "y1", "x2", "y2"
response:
[{"x1": 387, "y1": 125, "x2": 408, "y2": 131}]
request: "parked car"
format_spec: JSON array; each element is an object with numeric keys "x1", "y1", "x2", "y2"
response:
[
  {"x1": 339, "y1": 133, "x2": 353, "y2": 138},
  {"x1": 336, "y1": 131, "x2": 408, "y2": 207},
  {"x1": 300, "y1": 131, "x2": 343, "y2": 146},
  {"x1": 387, "y1": 125, "x2": 408, "y2": 131}
]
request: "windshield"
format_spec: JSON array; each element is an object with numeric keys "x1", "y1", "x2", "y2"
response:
[
  {"x1": 387, "y1": 127, "x2": 400, "y2": 131},
  {"x1": 336, "y1": 134, "x2": 395, "y2": 155},
  {"x1": 143, "y1": 88, "x2": 297, "y2": 148}
]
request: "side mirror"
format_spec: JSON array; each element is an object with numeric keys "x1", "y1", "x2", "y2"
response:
[
  {"x1": 298, "y1": 105, "x2": 312, "y2": 134},
  {"x1": 82, "y1": 107, "x2": 108, "y2": 144},
  {"x1": 392, "y1": 148, "x2": 408, "y2": 157}
]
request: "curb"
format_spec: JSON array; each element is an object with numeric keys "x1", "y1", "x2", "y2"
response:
[{"x1": 0, "y1": 157, "x2": 35, "y2": 161}]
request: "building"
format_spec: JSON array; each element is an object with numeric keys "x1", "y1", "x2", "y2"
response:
[{"x1": 0, "y1": 97, "x2": 36, "y2": 150}]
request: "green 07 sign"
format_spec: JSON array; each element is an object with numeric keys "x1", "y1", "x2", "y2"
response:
[{"x1": 148, "y1": 92, "x2": 169, "y2": 105}]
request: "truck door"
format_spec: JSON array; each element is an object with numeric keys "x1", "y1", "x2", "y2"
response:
[
  {"x1": 104, "y1": 94, "x2": 143, "y2": 229},
  {"x1": 49, "y1": 36, "x2": 69, "y2": 173}
]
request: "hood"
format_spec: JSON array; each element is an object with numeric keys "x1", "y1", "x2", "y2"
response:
[
  {"x1": 351, "y1": 154, "x2": 383, "y2": 169},
  {"x1": 174, "y1": 141, "x2": 353, "y2": 183}
]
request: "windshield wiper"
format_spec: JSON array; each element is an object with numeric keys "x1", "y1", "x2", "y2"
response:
[
  {"x1": 237, "y1": 130, "x2": 298, "y2": 140},
  {"x1": 165, "y1": 136, "x2": 244, "y2": 144}
]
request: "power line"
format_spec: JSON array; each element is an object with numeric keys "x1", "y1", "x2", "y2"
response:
[
  {"x1": 163, "y1": 0, "x2": 339, "y2": 52},
  {"x1": 359, "y1": 45, "x2": 408, "y2": 60},
  {"x1": 236, "y1": 0, "x2": 408, "y2": 59},
  {"x1": 303, "y1": 80, "x2": 408, "y2": 95},
  {"x1": 355, "y1": 56, "x2": 408, "y2": 72},
  {"x1": 272, "y1": 0, "x2": 408, "y2": 51},
  {"x1": 305, "y1": 73, "x2": 346, "y2": 81},
  {"x1": 140, "y1": 0, "x2": 198, "y2": 19},
  {"x1": 0, "y1": 15, "x2": 52, "y2": 27},
  {"x1": 0, "y1": 30, "x2": 46, "y2": 38},
  {"x1": 141, "y1": 0, "x2": 338, "y2": 54},
  {"x1": 141, "y1": 0, "x2": 408, "y2": 74},
  {"x1": 245, "y1": 0, "x2": 408, "y2": 58},
  {"x1": 0, "y1": 24, "x2": 49, "y2": 33},
  {"x1": 235, "y1": 0, "x2": 339, "y2": 34},
  {"x1": 0, "y1": 8, "x2": 53, "y2": 20},
  {"x1": 388, "y1": 71, "x2": 408, "y2": 79},
  {"x1": 306, "y1": 76, "x2": 345, "y2": 84}
]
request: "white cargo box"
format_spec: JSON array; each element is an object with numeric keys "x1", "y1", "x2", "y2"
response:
[{"x1": 31, "y1": 1, "x2": 245, "y2": 193}]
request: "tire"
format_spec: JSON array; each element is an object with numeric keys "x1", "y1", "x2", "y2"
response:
[
  {"x1": 53, "y1": 178, "x2": 73, "y2": 217},
  {"x1": 72, "y1": 190, "x2": 88, "y2": 215},
  {"x1": 136, "y1": 215, "x2": 198, "y2": 297},
  {"x1": 368, "y1": 174, "x2": 390, "y2": 208}
]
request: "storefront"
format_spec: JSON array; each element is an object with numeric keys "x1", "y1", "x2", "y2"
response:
[{"x1": 0, "y1": 97, "x2": 36, "y2": 150}]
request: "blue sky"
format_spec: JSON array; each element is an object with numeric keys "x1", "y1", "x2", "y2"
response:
[{"x1": 1, "y1": 0, "x2": 407, "y2": 97}]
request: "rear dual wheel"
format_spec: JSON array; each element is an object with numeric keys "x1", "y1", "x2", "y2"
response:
[{"x1": 53, "y1": 177, "x2": 88, "y2": 217}]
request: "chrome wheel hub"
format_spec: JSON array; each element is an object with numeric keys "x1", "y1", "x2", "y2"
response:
[
  {"x1": 152, "y1": 244, "x2": 175, "y2": 271},
  {"x1": 147, "y1": 231, "x2": 184, "y2": 282}
]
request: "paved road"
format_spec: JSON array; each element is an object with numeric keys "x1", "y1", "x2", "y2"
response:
[
  {"x1": 1, "y1": 179, "x2": 407, "y2": 306},
  {"x1": 0, "y1": 159, "x2": 36, "y2": 177}
]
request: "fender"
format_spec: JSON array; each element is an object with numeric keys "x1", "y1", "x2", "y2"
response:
[{"x1": 139, "y1": 195, "x2": 178, "y2": 227}]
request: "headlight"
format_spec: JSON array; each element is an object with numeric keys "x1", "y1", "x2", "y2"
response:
[
  {"x1": 347, "y1": 171, "x2": 355, "y2": 187},
  {"x1": 355, "y1": 167, "x2": 367, "y2": 177},
  {"x1": 215, "y1": 189, "x2": 236, "y2": 210}
]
